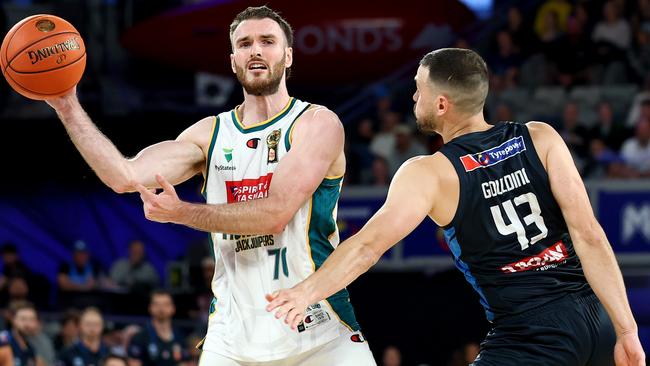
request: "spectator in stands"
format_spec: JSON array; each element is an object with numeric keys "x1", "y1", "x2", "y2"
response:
[
  {"x1": 370, "y1": 112, "x2": 401, "y2": 159},
  {"x1": 2, "y1": 301, "x2": 45, "y2": 366},
  {"x1": 189, "y1": 257, "x2": 213, "y2": 333},
  {"x1": 127, "y1": 290, "x2": 190, "y2": 366},
  {"x1": 488, "y1": 30, "x2": 523, "y2": 78},
  {"x1": 58, "y1": 240, "x2": 103, "y2": 292},
  {"x1": 560, "y1": 101, "x2": 591, "y2": 157},
  {"x1": 348, "y1": 118, "x2": 376, "y2": 184},
  {"x1": 53, "y1": 309, "x2": 80, "y2": 351},
  {"x1": 29, "y1": 316, "x2": 56, "y2": 365},
  {"x1": 57, "y1": 307, "x2": 109, "y2": 366},
  {"x1": 370, "y1": 156, "x2": 391, "y2": 186},
  {"x1": 109, "y1": 240, "x2": 159, "y2": 293},
  {"x1": 101, "y1": 354, "x2": 128, "y2": 366},
  {"x1": 555, "y1": 4, "x2": 594, "y2": 86},
  {"x1": 591, "y1": 101, "x2": 630, "y2": 150},
  {"x1": 584, "y1": 138, "x2": 628, "y2": 178},
  {"x1": 388, "y1": 125, "x2": 427, "y2": 176},
  {"x1": 506, "y1": 6, "x2": 536, "y2": 56},
  {"x1": 382, "y1": 345, "x2": 401, "y2": 366},
  {"x1": 620, "y1": 117, "x2": 650, "y2": 175},
  {"x1": 593, "y1": 0, "x2": 632, "y2": 51},
  {"x1": 628, "y1": 25, "x2": 650, "y2": 80},
  {"x1": 535, "y1": 0, "x2": 572, "y2": 39},
  {"x1": 0, "y1": 243, "x2": 32, "y2": 287},
  {"x1": 0, "y1": 332, "x2": 12, "y2": 366},
  {"x1": 0, "y1": 277, "x2": 33, "y2": 328},
  {"x1": 593, "y1": 0, "x2": 631, "y2": 83}
]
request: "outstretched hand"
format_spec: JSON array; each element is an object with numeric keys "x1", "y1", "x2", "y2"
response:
[
  {"x1": 265, "y1": 287, "x2": 310, "y2": 330},
  {"x1": 615, "y1": 332, "x2": 646, "y2": 366},
  {"x1": 135, "y1": 174, "x2": 184, "y2": 224}
]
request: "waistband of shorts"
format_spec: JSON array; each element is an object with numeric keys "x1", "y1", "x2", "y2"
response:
[{"x1": 496, "y1": 288, "x2": 598, "y2": 323}]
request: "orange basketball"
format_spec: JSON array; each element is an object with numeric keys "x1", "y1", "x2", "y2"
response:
[{"x1": 1, "y1": 14, "x2": 86, "y2": 100}]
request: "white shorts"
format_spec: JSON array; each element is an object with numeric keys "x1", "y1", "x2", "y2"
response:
[{"x1": 198, "y1": 332, "x2": 376, "y2": 366}]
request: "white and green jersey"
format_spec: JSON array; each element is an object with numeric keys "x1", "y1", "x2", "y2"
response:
[{"x1": 200, "y1": 98, "x2": 360, "y2": 362}]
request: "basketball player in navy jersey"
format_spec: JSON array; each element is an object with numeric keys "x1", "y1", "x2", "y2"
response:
[{"x1": 267, "y1": 48, "x2": 646, "y2": 365}]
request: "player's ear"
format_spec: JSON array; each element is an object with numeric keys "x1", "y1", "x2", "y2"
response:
[
  {"x1": 437, "y1": 95, "x2": 449, "y2": 115},
  {"x1": 230, "y1": 54, "x2": 236, "y2": 74},
  {"x1": 285, "y1": 47, "x2": 293, "y2": 68}
]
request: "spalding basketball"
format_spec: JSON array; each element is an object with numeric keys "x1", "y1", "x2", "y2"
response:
[{"x1": 0, "y1": 14, "x2": 86, "y2": 100}]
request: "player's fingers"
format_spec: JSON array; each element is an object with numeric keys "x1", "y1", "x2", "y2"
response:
[
  {"x1": 136, "y1": 183, "x2": 157, "y2": 200},
  {"x1": 265, "y1": 291, "x2": 280, "y2": 303},
  {"x1": 266, "y1": 293, "x2": 285, "y2": 311},
  {"x1": 274, "y1": 303, "x2": 293, "y2": 320},
  {"x1": 285, "y1": 308, "x2": 300, "y2": 325},
  {"x1": 291, "y1": 312, "x2": 303, "y2": 330},
  {"x1": 156, "y1": 174, "x2": 176, "y2": 193}
]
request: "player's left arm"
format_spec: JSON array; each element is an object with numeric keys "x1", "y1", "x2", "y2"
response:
[
  {"x1": 265, "y1": 155, "x2": 440, "y2": 329},
  {"x1": 134, "y1": 107, "x2": 344, "y2": 235},
  {"x1": 529, "y1": 121, "x2": 645, "y2": 366}
]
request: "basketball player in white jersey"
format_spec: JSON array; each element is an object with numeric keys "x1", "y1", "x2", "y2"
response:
[{"x1": 45, "y1": 6, "x2": 376, "y2": 366}]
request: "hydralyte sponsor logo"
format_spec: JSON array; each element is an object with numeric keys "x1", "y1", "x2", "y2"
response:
[{"x1": 460, "y1": 136, "x2": 526, "y2": 172}]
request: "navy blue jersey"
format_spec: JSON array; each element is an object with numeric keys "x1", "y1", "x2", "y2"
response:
[
  {"x1": 438, "y1": 122, "x2": 588, "y2": 322},
  {"x1": 56, "y1": 340, "x2": 108, "y2": 366},
  {"x1": 0, "y1": 330, "x2": 37, "y2": 366},
  {"x1": 127, "y1": 323, "x2": 189, "y2": 366}
]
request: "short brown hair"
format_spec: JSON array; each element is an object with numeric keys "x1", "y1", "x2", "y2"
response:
[
  {"x1": 9, "y1": 300, "x2": 36, "y2": 318},
  {"x1": 419, "y1": 48, "x2": 489, "y2": 115},
  {"x1": 230, "y1": 6, "x2": 294, "y2": 47}
]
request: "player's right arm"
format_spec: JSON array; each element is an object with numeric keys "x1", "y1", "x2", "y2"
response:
[
  {"x1": 266, "y1": 155, "x2": 441, "y2": 328},
  {"x1": 46, "y1": 90, "x2": 208, "y2": 193},
  {"x1": 529, "y1": 121, "x2": 646, "y2": 366}
]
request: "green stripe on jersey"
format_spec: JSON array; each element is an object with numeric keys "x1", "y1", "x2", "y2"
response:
[
  {"x1": 284, "y1": 104, "x2": 312, "y2": 151},
  {"x1": 308, "y1": 176, "x2": 360, "y2": 331},
  {"x1": 202, "y1": 116, "x2": 220, "y2": 199}
]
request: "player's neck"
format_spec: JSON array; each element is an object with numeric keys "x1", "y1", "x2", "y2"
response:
[
  {"x1": 81, "y1": 336, "x2": 100, "y2": 352},
  {"x1": 238, "y1": 87, "x2": 291, "y2": 127},
  {"x1": 439, "y1": 113, "x2": 491, "y2": 143},
  {"x1": 152, "y1": 318, "x2": 173, "y2": 338}
]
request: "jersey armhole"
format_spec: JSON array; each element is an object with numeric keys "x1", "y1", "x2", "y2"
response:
[
  {"x1": 201, "y1": 116, "x2": 220, "y2": 199},
  {"x1": 521, "y1": 123, "x2": 551, "y2": 187},
  {"x1": 437, "y1": 148, "x2": 466, "y2": 230},
  {"x1": 284, "y1": 103, "x2": 313, "y2": 151}
]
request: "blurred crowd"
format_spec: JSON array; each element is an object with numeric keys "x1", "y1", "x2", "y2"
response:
[
  {"x1": 0, "y1": 240, "x2": 213, "y2": 366},
  {"x1": 346, "y1": 0, "x2": 650, "y2": 186}
]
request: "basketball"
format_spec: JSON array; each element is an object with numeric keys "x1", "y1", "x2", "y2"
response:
[{"x1": 1, "y1": 14, "x2": 86, "y2": 100}]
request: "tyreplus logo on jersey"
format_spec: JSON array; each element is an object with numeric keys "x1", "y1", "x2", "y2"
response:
[
  {"x1": 460, "y1": 136, "x2": 526, "y2": 172},
  {"x1": 225, "y1": 173, "x2": 273, "y2": 203}
]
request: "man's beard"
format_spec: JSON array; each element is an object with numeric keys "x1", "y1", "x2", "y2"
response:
[
  {"x1": 415, "y1": 106, "x2": 437, "y2": 134},
  {"x1": 236, "y1": 55, "x2": 286, "y2": 96}
]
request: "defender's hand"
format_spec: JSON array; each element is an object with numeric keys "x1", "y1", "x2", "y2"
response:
[
  {"x1": 135, "y1": 174, "x2": 184, "y2": 224},
  {"x1": 265, "y1": 287, "x2": 310, "y2": 330},
  {"x1": 615, "y1": 332, "x2": 646, "y2": 366}
]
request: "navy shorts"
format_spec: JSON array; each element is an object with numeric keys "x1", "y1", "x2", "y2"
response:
[{"x1": 472, "y1": 290, "x2": 616, "y2": 366}]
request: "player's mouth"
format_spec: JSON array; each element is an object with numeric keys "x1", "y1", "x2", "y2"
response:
[{"x1": 247, "y1": 61, "x2": 268, "y2": 71}]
